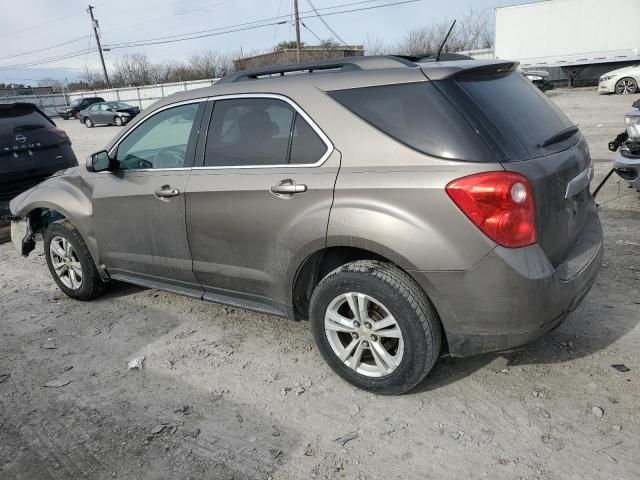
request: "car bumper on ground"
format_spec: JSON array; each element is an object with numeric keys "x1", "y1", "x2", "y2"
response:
[
  {"x1": 411, "y1": 205, "x2": 603, "y2": 357},
  {"x1": 613, "y1": 149, "x2": 640, "y2": 190}
]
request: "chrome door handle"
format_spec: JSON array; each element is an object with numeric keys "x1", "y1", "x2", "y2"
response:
[
  {"x1": 154, "y1": 185, "x2": 180, "y2": 199},
  {"x1": 270, "y1": 179, "x2": 307, "y2": 196}
]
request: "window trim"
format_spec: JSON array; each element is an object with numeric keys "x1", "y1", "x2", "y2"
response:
[
  {"x1": 106, "y1": 98, "x2": 206, "y2": 172},
  {"x1": 195, "y1": 93, "x2": 333, "y2": 170}
]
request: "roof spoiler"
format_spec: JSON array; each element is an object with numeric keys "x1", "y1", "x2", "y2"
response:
[
  {"x1": 217, "y1": 54, "x2": 474, "y2": 84},
  {"x1": 422, "y1": 61, "x2": 520, "y2": 81}
]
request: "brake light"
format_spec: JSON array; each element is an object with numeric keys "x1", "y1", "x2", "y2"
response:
[
  {"x1": 49, "y1": 127, "x2": 69, "y2": 141},
  {"x1": 446, "y1": 171, "x2": 537, "y2": 248}
]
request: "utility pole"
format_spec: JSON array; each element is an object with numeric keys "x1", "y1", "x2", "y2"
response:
[
  {"x1": 87, "y1": 5, "x2": 111, "y2": 87},
  {"x1": 293, "y1": 0, "x2": 302, "y2": 63}
]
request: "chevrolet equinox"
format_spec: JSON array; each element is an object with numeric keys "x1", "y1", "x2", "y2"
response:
[{"x1": 10, "y1": 55, "x2": 603, "y2": 394}]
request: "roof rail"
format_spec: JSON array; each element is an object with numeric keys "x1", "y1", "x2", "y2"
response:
[{"x1": 216, "y1": 54, "x2": 472, "y2": 84}]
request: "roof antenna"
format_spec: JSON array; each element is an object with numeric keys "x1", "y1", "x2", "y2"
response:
[{"x1": 435, "y1": 20, "x2": 456, "y2": 62}]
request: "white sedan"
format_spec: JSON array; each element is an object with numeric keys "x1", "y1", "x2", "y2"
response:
[{"x1": 598, "y1": 64, "x2": 640, "y2": 95}]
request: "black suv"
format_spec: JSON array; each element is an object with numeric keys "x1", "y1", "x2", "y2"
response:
[
  {"x1": 58, "y1": 97, "x2": 104, "y2": 120},
  {"x1": 1, "y1": 103, "x2": 77, "y2": 224}
]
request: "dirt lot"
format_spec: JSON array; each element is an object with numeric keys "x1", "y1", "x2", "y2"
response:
[{"x1": 1, "y1": 89, "x2": 639, "y2": 480}]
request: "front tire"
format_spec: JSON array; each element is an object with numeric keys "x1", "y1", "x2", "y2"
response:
[
  {"x1": 309, "y1": 260, "x2": 441, "y2": 395},
  {"x1": 615, "y1": 77, "x2": 638, "y2": 95},
  {"x1": 44, "y1": 220, "x2": 105, "y2": 301},
  {"x1": 114, "y1": 116, "x2": 123, "y2": 126}
]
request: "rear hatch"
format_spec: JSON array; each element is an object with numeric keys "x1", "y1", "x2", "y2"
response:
[
  {"x1": 430, "y1": 69, "x2": 593, "y2": 266},
  {"x1": 0, "y1": 103, "x2": 77, "y2": 204}
]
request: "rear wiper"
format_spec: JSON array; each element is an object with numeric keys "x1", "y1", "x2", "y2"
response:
[{"x1": 538, "y1": 125, "x2": 579, "y2": 148}]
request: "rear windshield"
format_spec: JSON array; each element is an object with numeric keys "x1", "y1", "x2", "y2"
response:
[
  {"x1": 436, "y1": 71, "x2": 577, "y2": 161},
  {"x1": 0, "y1": 105, "x2": 52, "y2": 133},
  {"x1": 329, "y1": 72, "x2": 577, "y2": 162}
]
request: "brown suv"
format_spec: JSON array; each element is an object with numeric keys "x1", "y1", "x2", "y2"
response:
[{"x1": 10, "y1": 56, "x2": 602, "y2": 394}]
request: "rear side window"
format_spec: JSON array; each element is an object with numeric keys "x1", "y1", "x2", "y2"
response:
[
  {"x1": 0, "y1": 105, "x2": 53, "y2": 134},
  {"x1": 204, "y1": 97, "x2": 328, "y2": 167},
  {"x1": 437, "y1": 72, "x2": 577, "y2": 161},
  {"x1": 329, "y1": 82, "x2": 494, "y2": 162}
]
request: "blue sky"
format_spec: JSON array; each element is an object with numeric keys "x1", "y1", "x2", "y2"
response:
[{"x1": 1, "y1": 0, "x2": 536, "y2": 84}]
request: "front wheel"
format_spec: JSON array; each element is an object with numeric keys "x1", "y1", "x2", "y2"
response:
[
  {"x1": 114, "y1": 116, "x2": 123, "y2": 126},
  {"x1": 309, "y1": 260, "x2": 441, "y2": 395},
  {"x1": 44, "y1": 220, "x2": 105, "y2": 301},
  {"x1": 616, "y1": 77, "x2": 638, "y2": 95}
]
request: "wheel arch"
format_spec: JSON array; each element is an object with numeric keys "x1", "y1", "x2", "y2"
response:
[
  {"x1": 11, "y1": 183, "x2": 105, "y2": 279},
  {"x1": 290, "y1": 244, "x2": 450, "y2": 352}
]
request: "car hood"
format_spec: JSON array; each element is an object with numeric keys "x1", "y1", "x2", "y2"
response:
[
  {"x1": 603, "y1": 65, "x2": 640, "y2": 77},
  {"x1": 116, "y1": 107, "x2": 139, "y2": 114}
]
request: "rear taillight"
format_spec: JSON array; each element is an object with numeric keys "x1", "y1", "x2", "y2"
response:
[
  {"x1": 446, "y1": 171, "x2": 537, "y2": 248},
  {"x1": 49, "y1": 127, "x2": 69, "y2": 140}
]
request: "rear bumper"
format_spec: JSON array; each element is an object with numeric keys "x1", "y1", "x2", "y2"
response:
[
  {"x1": 613, "y1": 149, "x2": 640, "y2": 190},
  {"x1": 411, "y1": 206, "x2": 603, "y2": 357}
]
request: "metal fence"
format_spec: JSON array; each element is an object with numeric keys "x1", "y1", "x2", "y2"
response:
[
  {"x1": 0, "y1": 78, "x2": 220, "y2": 118},
  {"x1": 67, "y1": 78, "x2": 220, "y2": 110},
  {"x1": 0, "y1": 93, "x2": 68, "y2": 118}
]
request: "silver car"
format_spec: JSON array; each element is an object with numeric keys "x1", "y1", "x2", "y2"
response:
[{"x1": 10, "y1": 56, "x2": 603, "y2": 394}]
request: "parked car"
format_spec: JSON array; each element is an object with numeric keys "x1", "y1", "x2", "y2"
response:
[
  {"x1": 1, "y1": 102, "x2": 76, "y2": 226},
  {"x1": 610, "y1": 99, "x2": 640, "y2": 190},
  {"x1": 523, "y1": 70, "x2": 553, "y2": 92},
  {"x1": 58, "y1": 97, "x2": 104, "y2": 120},
  {"x1": 598, "y1": 64, "x2": 640, "y2": 95},
  {"x1": 9, "y1": 56, "x2": 603, "y2": 394},
  {"x1": 79, "y1": 101, "x2": 140, "y2": 128}
]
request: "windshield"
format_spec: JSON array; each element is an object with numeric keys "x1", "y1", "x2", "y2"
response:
[
  {"x1": 108, "y1": 102, "x2": 132, "y2": 109},
  {"x1": 69, "y1": 99, "x2": 83, "y2": 107}
]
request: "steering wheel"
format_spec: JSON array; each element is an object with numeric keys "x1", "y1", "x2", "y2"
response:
[{"x1": 153, "y1": 146, "x2": 185, "y2": 169}]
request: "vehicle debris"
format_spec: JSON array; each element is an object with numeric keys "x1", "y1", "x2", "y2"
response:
[
  {"x1": 150, "y1": 425, "x2": 166, "y2": 435},
  {"x1": 591, "y1": 406, "x2": 605, "y2": 418},
  {"x1": 0, "y1": 374, "x2": 9, "y2": 384},
  {"x1": 44, "y1": 379, "x2": 71, "y2": 388},
  {"x1": 127, "y1": 356, "x2": 145, "y2": 370},
  {"x1": 611, "y1": 364, "x2": 631, "y2": 372},
  {"x1": 42, "y1": 339, "x2": 57, "y2": 349},
  {"x1": 334, "y1": 431, "x2": 358, "y2": 446}
]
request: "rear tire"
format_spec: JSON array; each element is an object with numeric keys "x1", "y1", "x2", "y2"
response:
[
  {"x1": 309, "y1": 260, "x2": 441, "y2": 395},
  {"x1": 44, "y1": 220, "x2": 105, "y2": 301},
  {"x1": 615, "y1": 77, "x2": 637, "y2": 95},
  {"x1": 84, "y1": 117, "x2": 94, "y2": 128}
]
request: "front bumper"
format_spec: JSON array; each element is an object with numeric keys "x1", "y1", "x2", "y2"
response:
[
  {"x1": 598, "y1": 79, "x2": 616, "y2": 94},
  {"x1": 411, "y1": 206, "x2": 603, "y2": 357},
  {"x1": 613, "y1": 149, "x2": 640, "y2": 190}
]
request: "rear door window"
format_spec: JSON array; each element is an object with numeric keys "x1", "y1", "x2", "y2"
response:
[{"x1": 329, "y1": 82, "x2": 494, "y2": 162}]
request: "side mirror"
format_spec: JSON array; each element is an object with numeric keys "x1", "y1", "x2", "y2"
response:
[{"x1": 86, "y1": 150, "x2": 111, "y2": 172}]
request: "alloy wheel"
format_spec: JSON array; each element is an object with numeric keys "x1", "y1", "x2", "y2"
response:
[
  {"x1": 616, "y1": 78, "x2": 637, "y2": 95},
  {"x1": 49, "y1": 236, "x2": 83, "y2": 290},
  {"x1": 324, "y1": 292, "x2": 404, "y2": 377}
]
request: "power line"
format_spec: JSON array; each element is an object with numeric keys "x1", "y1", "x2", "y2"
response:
[
  {"x1": 0, "y1": 0, "x2": 116, "y2": 41},
  {"x1": 103, "y1": 0, "x2": 385, "y2": 47},
  {"x1": 0, "y1": 49, "x2": 94, "y2": 72},
  {"x1": 301, "y1": 21, "x2": 324, "y2": 43},
  {"x1": 305, "y1": 0, "x2": 348, "y2": 46},
  {"x1": 103, "y1": 0, "x2": 420, "y2": 50},
  {"x1": 0, "y1": 35, "x2": 91, "y2": 61}
]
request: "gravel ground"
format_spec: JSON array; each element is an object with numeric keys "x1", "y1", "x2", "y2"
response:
[{"x1": 1, "y1": 89, "x2": 639, "y2": 480}]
